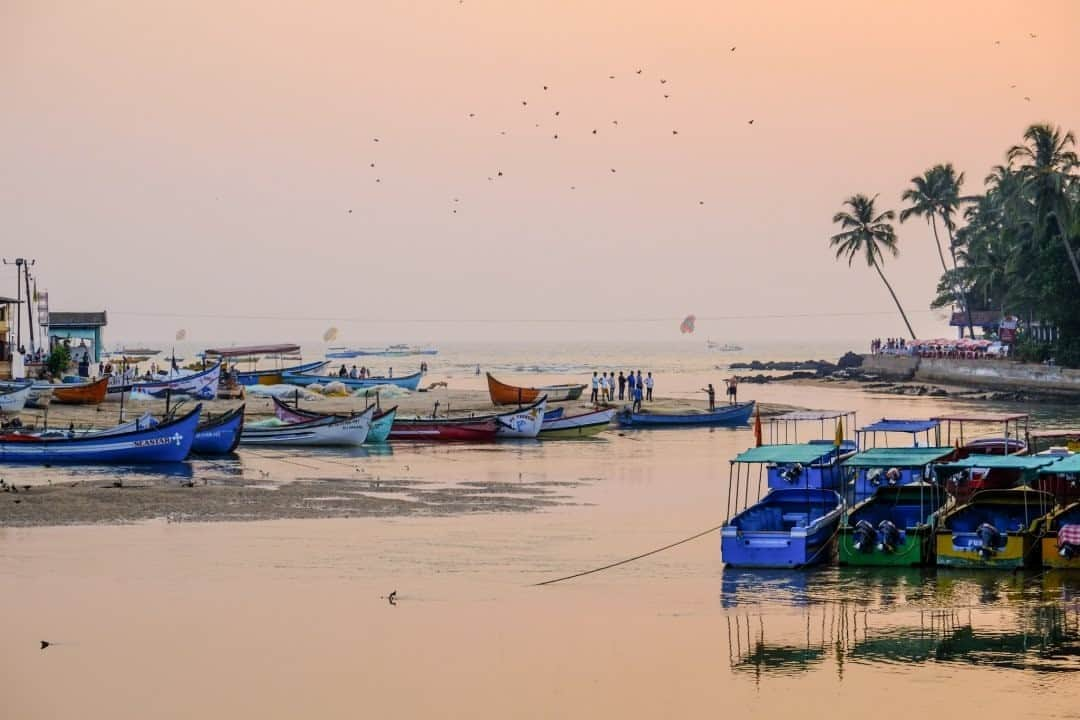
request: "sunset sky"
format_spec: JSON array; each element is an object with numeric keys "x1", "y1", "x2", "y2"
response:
[{"x1": 3, "y1": 1, "x2": 1077, "y2": 344}]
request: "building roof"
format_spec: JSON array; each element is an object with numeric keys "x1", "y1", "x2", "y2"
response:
[
  {"x1": 48, "y1": 311, "x2": 107, "y2": 328},
  {"x1": 0, "y1": 296, "x2": 22, "y2": 304},
  {"x1": 949, "y1": 310, "x2": 1002, "y2": 327}
]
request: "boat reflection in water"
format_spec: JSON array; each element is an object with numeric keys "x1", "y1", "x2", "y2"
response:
[{"x1": 721, "y1": 567, "x2": 1080, "y2": 679}]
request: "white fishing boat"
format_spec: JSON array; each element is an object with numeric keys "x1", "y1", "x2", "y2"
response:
[
  {"x1": 0, "y1": 382, "x2": 31, "y2": 416},
  {"x1": 240, "y1": 406, "x2": 374, "y2": 447}
]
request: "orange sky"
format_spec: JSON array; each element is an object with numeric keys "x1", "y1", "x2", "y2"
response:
[{"x1": 2, "y1": 0, "x2": 1077, "y2": 343}]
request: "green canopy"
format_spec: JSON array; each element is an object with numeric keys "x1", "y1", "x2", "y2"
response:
[
  {"x1": 732, "y1": 443, "x2": 840, "y2": 464},
  {"x1": 842, "y1": 447, "x2": 955, "y2": 469},
  {"x1": 939, "y1": 455, "x2": 1062, "y2": 472},
  {"x1": 1038, "y1": 454, "x2": 1080, "y2": 474}
]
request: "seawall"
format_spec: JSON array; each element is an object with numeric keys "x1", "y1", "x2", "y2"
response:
[{"x1": 861, "y1": 354, "x2": 1080, "y2": 396}]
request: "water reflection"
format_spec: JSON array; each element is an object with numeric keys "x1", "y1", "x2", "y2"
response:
[{"x1": 722, "y1": 567, "x2": 1080, "y2": 678}]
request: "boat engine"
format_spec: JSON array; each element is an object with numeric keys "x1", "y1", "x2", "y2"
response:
[
  {"x1": 1061, "y1": 543, "x2": 1078, "y2": 559},
  {"x1": 885, "y1": 468, "x2": 901, "y2": 486},
  {"x1": 877, "y1": 520, "x2": 902, "y2": 552},
  {"x1": 976, "y1": 523, "x2": 1002, "y2": 558},
  {"x1": 867, "y1": 468, "x2": 884, "y2": 487},
  {"x1": 852, "y1": 520, "x2": 876, "y2": 552},
  {"x1": 779, "y1": 463, "x2": 804, "y2": 484}
]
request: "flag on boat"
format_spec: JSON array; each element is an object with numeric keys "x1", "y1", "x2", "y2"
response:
[
  {"x1": 834, "y1": 417, "x2": 843, "y2": 447},
  {"x1": 753, "y1": 405, "x2": 763, "y2": 447}
]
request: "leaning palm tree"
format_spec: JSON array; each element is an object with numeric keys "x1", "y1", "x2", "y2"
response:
[
  {"x1": 831, "y1": 194, "x2": 917, "y2": 339},
  {"x1": 1007, "y1": 123, "x2": 1080, "y2": 286},
  {"x1": 900, "y1": 168, "x2": 951, "y2": 273}
]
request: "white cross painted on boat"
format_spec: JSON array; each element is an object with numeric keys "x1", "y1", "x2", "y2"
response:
[{"x1": 171, "y1": 433, "x2": 183, "y2": 446}]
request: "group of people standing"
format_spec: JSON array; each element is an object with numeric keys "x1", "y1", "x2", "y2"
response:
[{"x1": 591, "y1": 370, "x2": 654, "y2": 411}]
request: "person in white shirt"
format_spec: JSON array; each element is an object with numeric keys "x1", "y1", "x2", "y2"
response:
[
  {"x1": 645, "y1": 372, "x2": 654, "y2": 401},
  {"x1": 590, "y1": 372, "x2": 599, "y2": 403},
  {"x1": 600, "y1": 372, "x2": 609, "y2": 402}
]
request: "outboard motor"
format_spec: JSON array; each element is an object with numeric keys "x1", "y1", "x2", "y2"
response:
[
  {"x1": 1058, "y1": 524, "x2": 1080, "y2": 559},
  {"x1": 878, "y1": 519, "x2": 902, "y2": 552},
  {"x1": 867, "y1": 468, "x2": 884, "y2": 487},
  {"x1": 779, "y1": 463, "x2": 804, "y2": 484},
  {"x1": 976, "y1": 522, "x2": 1002, "y2": 558},
  {"x1": 885, "y1": 468, "x2": 901, "y2": 486},
  {"x1": 852, "y1": 520, "x2": 876, "y2": 552}
]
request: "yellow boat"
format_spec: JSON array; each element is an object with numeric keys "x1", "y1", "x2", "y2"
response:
[
  {"x1": 1041, "y1": 501, "x2": 1080, "y2": 570},
  {"x1": 935, "y1": 487, "x2": 1053, "y2": 569}
]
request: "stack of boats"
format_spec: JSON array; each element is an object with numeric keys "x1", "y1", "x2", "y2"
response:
[{"x1": 721, "y1": 411, "x2": 1080, "y2": 571}]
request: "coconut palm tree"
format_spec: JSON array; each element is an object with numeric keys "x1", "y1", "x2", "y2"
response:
[
  {"x1": 1007, "y1": 123, "x2": 1080, "y2": 286},
  {"x1": 830, "y1": 193, "x2": 917, "y2": 339},
  {"x1": 899, "y1": 168, "x2": 951, "y2": 273}
]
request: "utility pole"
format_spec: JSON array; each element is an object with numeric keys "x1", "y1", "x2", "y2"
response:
[{"x1": 2, "y1": 258, "x2": 35, "y2": 353}]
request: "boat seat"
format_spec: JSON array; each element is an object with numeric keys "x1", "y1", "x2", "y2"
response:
[{"x1": 782, "y1": 512, "x2": 809, "y2": 528}]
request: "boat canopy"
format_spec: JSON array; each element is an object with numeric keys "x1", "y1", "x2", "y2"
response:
[
  {"x1": 938, "y1": 455, "x2": 1061, "y2": 472},
  {"x1": 931, "y1": 412, "x2": 1029, "y2": 423},
  {"x1": 771, "y1": 410, "x2": 854, "y2": 422},
  {"x1": 1038, "y1": 455, "x2": 1080, "y2": 475},
  {"x1": 732, "y1": 444, "x2": 842, "y2": 465},
  {"x1": 843, "y1": 447, "x2": 954, "y2": 468},
  {"x1": 205, "y1": 344, "x2": 301, "y2": 358},
  {"x1": 859, "y1": 419, "x2": 939, "y2": 434},
  {"x1": 1029, "y1": 429, "x2": 1080, "y2": 439}
]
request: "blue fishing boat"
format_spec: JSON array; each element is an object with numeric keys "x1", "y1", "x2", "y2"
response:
[
  {"x1": 619, "y1": 401, "x2": 754, "y2": 428},
  {"x1": 0, "y1": 405, "x2": 202, "y2": 464},
  {"x1": 116, "y1": 363, "x2": 222, "y2": 400},
  {"x1": 271, "y1": 396, "x2": 397, "y2": 443},
  {"x1": 721, "y1": 443, "x2": 851, "y2": 568},
  {"x1": 543, "y1": 407, "x2": 565, "y2": 421},
  {"x1": 192, "y1": 405, "x2": 245, "y2": 455},
  {"x1": 281, "y1": 369, "x2": 423, "y2": 391},
  {"x1": 721, "y1": 488, "x2": 843, "y2": 568},
  {"x1": 236, "y1": 360, "x2": 328, "y2": 387}
]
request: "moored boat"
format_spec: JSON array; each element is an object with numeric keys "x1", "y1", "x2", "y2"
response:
[
  {"x1": 486, "y1": 373, "x2": 586, "y2": 405},
  {"x1": 271, "y1": 396, "x2": 397, "y2": 443},
  {"x1": 721, "y1": 488, "x2": 843, "y2": 568},
  {"x1": 240, "y1": 406, "x2": 374, "y2": 447},
  {"x1": 0, "y1": 404, "x2": 201, "y2": 463},
  {"x1": 1035, "y1": 453, "x2": 1080, "y2": 506},
  {"x1": 236, "y1": 360, "x2": 328, "y2": 386},
  {"x1": 1041, "y1": 500, "x2": 1080, "y2": 570},
  {"x1": 492, "y1": 397, "x2": 546, "y2": 438},
  {"x1": 389, "y1": 417, "x2": 498, "y2": 442},
  {"x1": 838, "y1": 484, "x2": 947, "y2": 567},
  {"x1": 53, "y1": 377, "x2": 109, "y2": 405},
  {"x1": 856, "y1": 418, "x2": 941, "y2": 449},
  {"x1": 619, "y1": 401, "x2": 754, "y2": 428},
  {"x1": 932, "y1": 412, "x2": 1030, "y2": 457},
  {"x1": 538, "y1": 408, "x2": 616, "y2": 439},
  {"x1": 842, "y1": 447, "x2": 956, "y2": 503},
  {"x1": 282, "y1": 369, "x2": 423, "y2": 391},
  {"x1": 192, "y1": 404, "x2": 245, "y2": 455},
  {"x1": 936, "y1": 454, "x2": 1058, "y2": 504},
  {"x1": 0, "y1": 382, "x2": 31, "y2": 416},
  {"x1": 935, "y1": 487, "x2": 1053, "y2": 569},
  {"x1": 123, "y1": 363, "x2": 222, "y2": 400}
]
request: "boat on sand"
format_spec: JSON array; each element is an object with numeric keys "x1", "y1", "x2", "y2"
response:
[{"x1": 486, "y1": 373, "x2": 585, "y2": 405}]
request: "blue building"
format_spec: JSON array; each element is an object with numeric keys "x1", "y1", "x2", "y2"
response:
[{"x1": 48, "y1": 311, "x2": 107, "y2": 363}]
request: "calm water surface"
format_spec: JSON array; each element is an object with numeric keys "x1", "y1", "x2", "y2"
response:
[{"x1": 3, "y1": 352, "x2": 1080, "y2": 719}]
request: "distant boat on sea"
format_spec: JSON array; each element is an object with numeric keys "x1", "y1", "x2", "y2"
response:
[
  {"x1": 327, "y1": 345, "x2": 438, "y2": 358},
  {"x1": 706, "y1": 340, "x2": 743, "y2": 352}
]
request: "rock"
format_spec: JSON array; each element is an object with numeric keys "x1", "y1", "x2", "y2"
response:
[{"x1": 837, "y1": 351, "x2": 863, "y2": 369}]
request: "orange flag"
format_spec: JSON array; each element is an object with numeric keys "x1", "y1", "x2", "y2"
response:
[{"x1": 753, "y1": 405, "x2": 763, "y2": 447}]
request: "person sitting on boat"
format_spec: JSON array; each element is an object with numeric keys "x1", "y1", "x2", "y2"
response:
[
  {"x1": 338, "y1": 364, "x2": 348, "y2": 377},
  {"x1": 702, "y1": 383, "x2": 716, "y2": 411},
  {"x1": 349, "y1": 365, "x2": 359, "y2": 379},
  {"x1": 724, "y1": 376, "x2": 738, "y2": 404}
]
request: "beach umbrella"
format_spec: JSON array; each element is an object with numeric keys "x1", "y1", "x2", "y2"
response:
[
  {"x1": 324, "y1": 326, "x2": 339, "y2": 342},
  {"x1": 175, "y1": 329, "x2": 187, "y2": 341},
  {"x1": 679, "y1": 314, "x2": 696, "y2": 334}
]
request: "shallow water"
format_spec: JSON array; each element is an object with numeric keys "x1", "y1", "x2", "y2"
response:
[{"x1": 3, "y1": 357, "x2": 1080, "y2": 718}]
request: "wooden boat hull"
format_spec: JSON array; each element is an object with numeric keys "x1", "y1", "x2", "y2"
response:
[
  {"x1": 0, "y1": 405, "x2": 201, "y2": 463},
  {"x1": 486, "y1": 373, "x2": 585, "y2": 405},
  {"x1": 192, "y1": 405, "x2": 245, "y2": 455},
  {"x1": 127, "y1": 363, "x2": 222, "y2": 400},
  {"x1": 283, "y1": 370, "x2": 423, "y2": 391},
  {"x1": 389, "y1": 418, "x2": 498, "y2": 442},
  {"x1": 538, "y1": 408, "x2": 616, "y2": 439},
  {"x1": 271, "y1": 397, "x2": 397, "y2": 443},
  {"x1": 26, "y1": 382, "x2": 53, "y2": 408},
  {"x1": 494, "y1": 398, "x2": 546, "y2": 438},
  {"x1": 53, "y1": 377, "x2": 109, "y2": 405},
  {"x1": 620, "y1": 401, "x2": 755, "y2": 427},
  {"x1": 237, "y1": 360, "x2": 328, "y2": 386},
  {"x1": 0, "y1": 383, "x2": 31, "y2": 415},
  {"x1": 240, "y1": 407, "x2": 373, "y2": 447}
]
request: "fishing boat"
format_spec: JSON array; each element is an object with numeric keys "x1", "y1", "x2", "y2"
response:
[
  {"x1": 935, "y1": 487, "x2": 1054, "y2": 569},
  {"x1": 936, "y1": 454, "x2": 1058, "y2": 504},
  {"x1": 53, "y1": 376, "x2": 109, "y2": 405},
  {"x1": 932, "y1": 412, "x2": 1030, "y2": 457},
  {"x1": 282, "y1": 369, "x2": 423, "y2": 391},
  {"x1": 192, "y1": 405, "x2": 245, "y2": 455},
  {"x1": 240, "y1": 406, "x2": 374, "y2": 447},
  {"x1": 236, "y1": 360, "x2": 327, "y2": 386},
  {"x1": 1028, "y1": 429, "x2": 1080, "y2": 455},
  {"x1": 838, "y1": 484, "x2": 947, "y2": 567},
  {"x1": 0, "y1": 405, "x2": 201, "y2": 463},
  {"x1": 0, "y1": 382, "x2": 31, "y2": 416},
  {"x1": 325, "y1": 347, "x2": 364, "y2": 359},
  {"x1": 486, "y1": 373, "x2": 586, "y2": 405},
  {"x1": 120, "y1": 363, "x2": 222, "y2": 400},
  {"x1": 271, "y1": 396, "x2": 398, "y2": 443},
  {"x1": 1040, "y1": 498, "x2": 1080, "y2": 570},
  {"x1": 538, "y1": 408, "x2": 616, "y2": 439},
  {"x1": 842, "y1": 447, "x2": 956, "y2": 504},
  {"x1": 721, "y1": 488, "x2": 843, "y2": 568},
  {"x1": 543, "y1": 407, "x2": 564, "y2": 421},
  {"x1": 619, "y1": 401, "x2": 755, "y2": 428},
  {"x1": 389, "y1": 417, "x2": 499, "y2": 443},
  {"x1": 25, "y1": 381, "x2": 54, "y2": 408},
  {"x1": 706, "y1": 340, "x2": 743, "y2": 351}
]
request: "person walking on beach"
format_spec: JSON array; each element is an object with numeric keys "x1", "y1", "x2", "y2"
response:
[
  {"x1": 702, "y1": 383, "x2": 716, "y2": 411},
  {"x1": 724, "y1": 376, "x2": 738, "y2": 404},
  {"x1": 590, "y1": 371, "x2": 599, "y2": 403},
  {"x1": 626, "y1": 370, "x2": 636, "y2": 403},
  {"x1": 618, "y1": 371, "x2": 626, "y2": 400},
  {"x1": 633, "y1": 380, "x2": 644, "y2": 412},
  {"x1": 645, "y1": 371, "x2": 654, "y2": 401}
]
